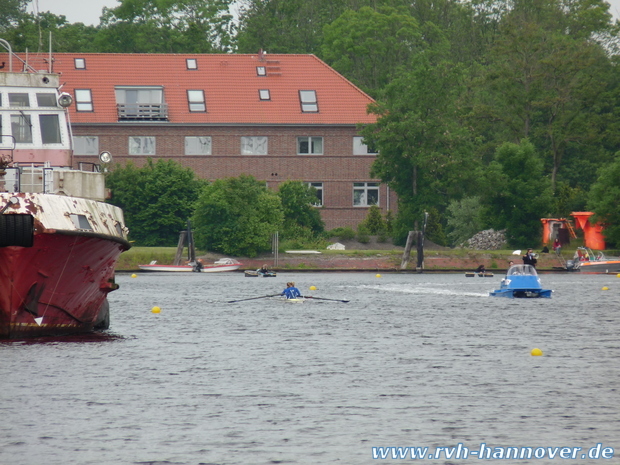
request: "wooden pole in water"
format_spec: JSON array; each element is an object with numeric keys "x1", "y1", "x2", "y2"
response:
[
  {"x1": 400, "y1": 230, "x2": 415, "y2": 270},
  {"x1": 173, "y1": 231, "x2": 187, "y2": 265}
]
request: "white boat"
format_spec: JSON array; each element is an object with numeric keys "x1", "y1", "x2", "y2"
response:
[
  {"x1": 567, "y1": 247, "x2": 620, "y2": 273},
  {"x1": 138, "y1": 258, "x2": 241, "y2": 273}
]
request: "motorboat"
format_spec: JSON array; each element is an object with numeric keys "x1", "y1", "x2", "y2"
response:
[
  {"x1": 567, "y1": 247, "x2": 620, "y2": 273},
  {"x1": 490, "y1": 264, "x2": 552, "y2": 298},
  {"x1": 138, "y1": 258, "x2": 241, "y2": 272},
  {"x1": 244, "y1": 269, "x2": 277, "y2": 277}
]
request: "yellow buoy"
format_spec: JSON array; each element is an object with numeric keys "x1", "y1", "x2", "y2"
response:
[
  {"x1": 309, "y1": 285, "x2": 317, "y2": 291},
  {"x1": 531, "y1": 348, "x2": 543, "y2": 356},
  {"x1": 617, "y1": 273, "x2": 620, "y2": 278},
  {"x1": 376, "y1": 274, "x2": 381, "y2": 278},
  {"x1": 131, "y1": 273, "x2": 137, "y2": 278},
  {"x1": 151, "y1": 306, "x2": 161, "y2": 314},
  {"x1": 602, "y1": 286, "x2": 609, "y2": 291}
]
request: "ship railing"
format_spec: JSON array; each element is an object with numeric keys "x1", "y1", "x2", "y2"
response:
[{"x1": 0, "y1": 163, "x2": 104, "y2": 196}]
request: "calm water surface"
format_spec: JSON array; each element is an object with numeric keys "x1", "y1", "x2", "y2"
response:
[{"x1": 1, "y1": 271, "x2": 619, "y2": 465}]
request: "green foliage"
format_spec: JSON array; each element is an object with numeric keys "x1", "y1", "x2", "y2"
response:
[
  {"x1": 277, "y1": 180, "x2": 325, "y2": 240},
  {"x1": 192, "y1": 175, "x2": 283, "y2": 257},
  {"x1": 360, "y1": 205, "x2": 386, "y2": 234},
  {"x1": 587, "y1": 155, "x2": 620, "y2": 247},
  {"x1": 356, "y1": 224, "x2": 370, "y2": 243},
  {"x1": 424, "y1": 207, "x2": 448, "y2": 246},
  {"x1": 0, "y1": 0, "x2": 28, "y2": 31},
  {"x1": 481, "y1": 140, "x2": 553, "y2": 247},
  {"x1": 105, "y1": 159, "x2": 206, "y2": 246},
  {"x1": 446, "y1": 196, "x2": 484, "y2": 246},
  {"x1": 328, "y1": 227, "x2": 356, "y2": 241}
]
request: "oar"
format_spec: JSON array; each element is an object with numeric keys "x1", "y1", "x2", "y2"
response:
[
  {"x1": 301, "y1": 295, "x2": 350, "y2": 303},
  {"x1": 227, "y1": 294, "x2": 281, "y2": 303}
]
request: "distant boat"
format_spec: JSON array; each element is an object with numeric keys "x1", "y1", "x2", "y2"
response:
[
  {"x1": 139, "y1": 258, "x2": 241, "y2": 273},
  {"x1": 490, "y1": 264, "x2": 552, "y2": 298},
  {"x1": 244, "y1": 269, "x2": 277, "y2": 277},
  {"x1": 568, "y1": 247, "x2": 620, "y2": 274}
]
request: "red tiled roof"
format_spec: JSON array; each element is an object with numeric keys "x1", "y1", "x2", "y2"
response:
[{"x1": 3, "y1": 52, "x2": 376, "y2": 125}]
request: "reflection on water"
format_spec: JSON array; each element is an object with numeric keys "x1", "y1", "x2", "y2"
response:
[{"x1": 1, "y1": 272, "x2": 619, "y2": 465}]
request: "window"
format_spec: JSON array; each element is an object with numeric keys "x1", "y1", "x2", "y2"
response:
[
  {"x1": 306, "y1": 182, "x2": 323, "y2": 207},
  {"x1": 70, "y1": 214, "x2": 92, "y2": 230},
  {"x1": 9, "y1": 93, "x2": 29, "y2": 107},
  {"x1": 353, "y1": 182, "x2": 379, "y2": 206},
  {"x1": 186, "y1": 58, "x2": 197, "y2": 70},
  {"x1": 39, "y1": 115, "x2": 61, "y2": 144},
  {"x1": 185, "y1": 136, "x2": 212, "y2": 155},
  {"x1": 299, "y1": 90, "x2": 318, "y2": 112},
  {"x1": 187, "y1": 90, "x2": 206, "y2": 112},
  {"x1": 256, "y1": 66, "x2": 266, "y2": 76},
  {"x1": 297, "y1": 136, "x2": 323, "y2": 155},
  {"x1": 129, "y1": 136, "x2": 156, "y2": 155},
  {"x1": 74, "y1": 136, "x2": 99, "y2": 155},
  {"x1": 241, "y1": 136, "x2": 268, "y2": 155},
  {"x1": 353, "y1": 136, "x2": 378, "y2": 155},
  {"x1": 259, "y1": 89, "x2": 270, "y2": 100},
  {"x1": 115, "y1": 86, "x2": 166, "y2": 120},
  {"x1": 11, "y1": 114, "x2": 32, "y2": 143},
  {"x1": 75, "y1": 89, "x2": 93, "y2": 111},
  {"x1": 74, "y1": 58, "x2": 86, "y2": 69},
  {"x1": 36, "y1": 93, "x2": 57, "y2": 107}
]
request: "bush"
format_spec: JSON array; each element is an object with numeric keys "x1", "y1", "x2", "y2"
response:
[
  {"x1": 356, "y1": 224, "x2": 370, "y2": 243},
  {"x1": 328, "y1": 226, "x2": 356, "y2": 241}
]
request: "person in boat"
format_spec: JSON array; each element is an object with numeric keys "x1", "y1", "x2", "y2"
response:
[
  {"x1": 258, "y1": 264, "x2": 269, "y2": 274},
  {"x1": 475, "y1": 264, "x2": 486, "y2": 275},
  {"x1": 522, "y1": 249, "x2": 537, "y2": 267},
  {"x1": 192, "y1": 259, "x2": 203, "y2": 272},
  {"x1": 282, "y1": 282, "x2": 301, "y2": 299}
]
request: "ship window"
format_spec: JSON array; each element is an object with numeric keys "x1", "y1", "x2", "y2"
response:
[
  {"x1": 39, "y1": 115, "x2": 61, "y2": 144},
  {"x1": 9, "y1": 93, "x2": 30, "y2": 107},
  {"x1": 36, "y1": 93, "x2": 58, "y2": 107},
  {"x1": 186, "y1": 58, "x2": 197, "y2": 70},
  {"x1": 74, "y1": 136, "x2": 99, "y2": 155},
  {"x1": 75, "y1": 89, "x2": 93, "y2": 112},
  {"x1": 74, "y1": 58, "x2": 86, "y2": 69},
  {"x1": 185, "y1": 136, "x2": 212, "y2": 155},
  {"x1": 187, "y1": 90, "x2": 206, "y2": 112},
  {"x1": 70, "y1": 214, "x2": 93, "y2": 230},
  {"x1": 259, "y1": 89, "x2": 270, "y2": 100},
  {"x1": 241, "y1": 136, "x2": 268, "y2": 155},
  {"x1": 129, "y1": 136, "x2": 156, "y2": 155},
  {"x1": 299, "y1": 90, "x2": 318, "y2": 112},
  {"x1": 353, "y1": 182, "x2": 379, "y2": 206},
  {"x1": 11, "y1": 114, "x2": 33, "y2": 143}
]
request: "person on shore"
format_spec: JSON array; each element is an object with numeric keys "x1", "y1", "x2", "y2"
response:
[
  {"x1": 523, "y1": 248, "x2": 537, "y2": 267},
  {"x1": 281, "y1": 282, "x2": 301, "y2": 299},
  {"x1": 552, "y1": 238, "x2": 561, "y2": 254}
]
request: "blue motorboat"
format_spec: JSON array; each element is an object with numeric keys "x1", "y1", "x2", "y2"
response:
[{"x1": 490, "y1": 264, "x2": 552, "y2": 298}]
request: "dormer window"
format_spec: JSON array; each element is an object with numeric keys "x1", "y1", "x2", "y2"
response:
[
  {"x1": 115, "y1": 86, "x2": 167, "y2": 120},
  {"x1": 299, "y1": 90, "x2": 318, "y2": 112},
  {"x1": 74, "y1": 58, "x2": 86, "y2": 69},
  {"x1": 186, "y1": 58, "x2": 197, "y2": 70},
  {"x1": 187, "y1": 90, "x2": 206, "y2": 112}
]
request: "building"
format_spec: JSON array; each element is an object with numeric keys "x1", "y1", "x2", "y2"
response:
[{"x1": 2, "y1": 50, "x2": 397, "y2": 230}]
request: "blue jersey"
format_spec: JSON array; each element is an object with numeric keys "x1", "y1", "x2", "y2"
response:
[{"x1": 282, "y1": 287, "x2": 301, "y2": 299}]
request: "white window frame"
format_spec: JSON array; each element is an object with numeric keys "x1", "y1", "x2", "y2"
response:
[
  {"x1": 187, "y1": 90, "x2": 206, "y2": 112},
  {"x1": 306, "y1": 182, "x2": 323, "y2": 207},
  {"x1": 129, "y1": 136, "x2": 156, "y2": 155},
  {"x1": 11, "y1": 114, "x2": 33, "y2": 143},
  {"x1": 256, "y1": 66, "x2": 266, "y2": 76},
  {"x1": 73, "y1": 136, "x2": 99, "y2": 156},
  {"x1": 299, "y1": 90, "x2": 318, "y2": 112},
  {"x1": 353, "y1": 136, "x2": 378, "y2": 155},
  {"x1": 353, "y1": 182, "x2": 379, "y2": 207},
  {"x1": 259, "y1": 89, "x2": 270, "y2": 100},
  {"x1": 75, "y1": 89, "x2": 93, "y2": 112},
  {"x1": 185, "y1": 136, "x2": 212, "y2": 155},
  {"x1": 74, "y1": 58, "x2": 86, "y2": 69},
  {"x1": 297, "y1": 136, "x2": 323, "y2": 155},
  {"x1": 241, "y1": 136, "x2": 268, "y2": 155},
  {"x1": 9, "y1": 93, "x2": 29, "y2": 107},
  {"x1": 186, "y1": 58, "x2": 197, "y2": 70}
]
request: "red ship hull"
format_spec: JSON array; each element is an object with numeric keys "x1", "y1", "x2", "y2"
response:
[{"x1": 0, "y1": 232, "x2": 127, "y2": 339}]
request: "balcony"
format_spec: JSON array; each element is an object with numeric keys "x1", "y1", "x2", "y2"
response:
[{"x1": 117, "y1": 103, "x2": 168, "y2": 121}]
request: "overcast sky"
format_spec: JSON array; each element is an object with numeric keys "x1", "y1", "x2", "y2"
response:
[{"x1": 31, "y1": 0, "x2": 620, "y2": 26}]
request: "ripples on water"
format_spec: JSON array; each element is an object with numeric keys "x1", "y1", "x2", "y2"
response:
[{"x1": 1, "y1": 272, "x2": 619, "y2": 465}]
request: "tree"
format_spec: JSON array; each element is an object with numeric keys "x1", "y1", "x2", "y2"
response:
[
  {"x1": 322, "y1": 6, "x2": 422, "y2": 96},
  {"x1": 445, "y1": 196, "x2": 485, "y2": 246},
  {"x1": 481, "y1": 140, "x2": 552, "y2": 247},
  {"x1": 277, "y1": 180, "x2": 324, "y2": 240},
  {"x1": 0, "y1": 0, "x2": 27, "y2": 32},
  {"x1": 192, "y1": 175, "x2": 283, "y2": 257},
  {"x1": 105, "y1": 159, "x2": 206, "y2": 246},
  {"x1": 587, "y1": 154, "x2": 620, "y2": 248}
]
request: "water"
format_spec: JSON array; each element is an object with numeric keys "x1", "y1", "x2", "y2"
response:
[{"x1": 2, "y1": 272, "x2": 619, "y2": 465}]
